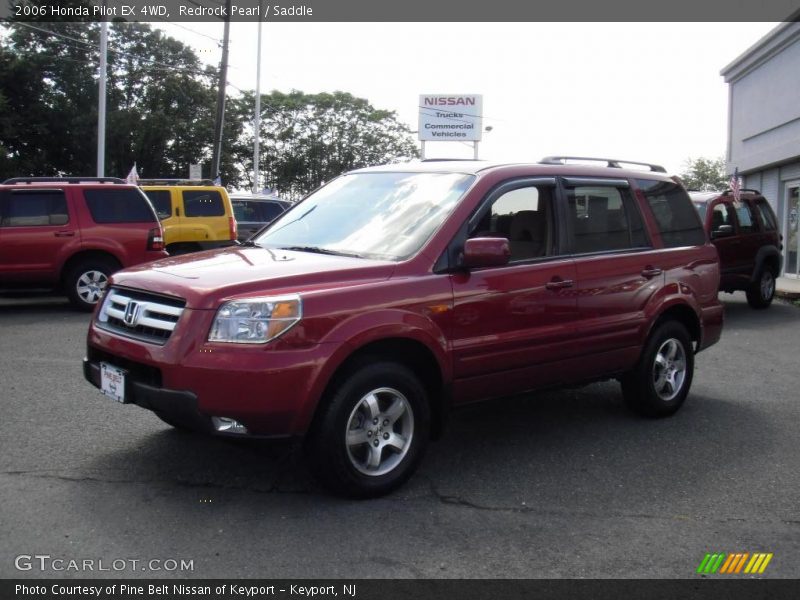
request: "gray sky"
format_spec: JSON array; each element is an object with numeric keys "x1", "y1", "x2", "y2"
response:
[{"x1": 155, "y1": 21, "x2": 778, "y2": 174}]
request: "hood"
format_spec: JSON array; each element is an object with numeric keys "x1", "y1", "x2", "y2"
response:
[{"x1": 111, "y1": 245, "x2": 396, "y2": 309}]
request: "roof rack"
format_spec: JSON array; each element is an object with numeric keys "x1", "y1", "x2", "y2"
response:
[
  {"x1": 420, "y1": 158, "x2": 482, "y2": 162},
  {"x1": 539, "y1": 156, "x2": 666, "y2": 173},
  {"x1": 138, "y1": 178, "x2": 216, "y2": 186},
  {"x1": 723, "y1": 188, "x2": 760, "y2": 195},
  {"x1": 3, "y1": 177, "x2": 126, "y2": 184}
]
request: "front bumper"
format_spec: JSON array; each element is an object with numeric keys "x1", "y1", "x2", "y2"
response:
[{"x1": 83, "y1": 358, "x2": 213, "y2": 433}]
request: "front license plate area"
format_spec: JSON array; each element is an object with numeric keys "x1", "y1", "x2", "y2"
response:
[{"x1": 100, "y1": 362, "x2": 127, "y2": 403}]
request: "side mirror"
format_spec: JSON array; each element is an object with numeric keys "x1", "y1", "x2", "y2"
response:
[
  {"x1": 711, "y1": 224, "x2": 734, "y2": 239},
  {"x1": 462, "y1": 237, "x2": 511, "y2": 268}
]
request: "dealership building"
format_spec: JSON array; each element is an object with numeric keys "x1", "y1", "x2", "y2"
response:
[{"x1": 722, "y1": 21, "x2": 800, "y2": 283}]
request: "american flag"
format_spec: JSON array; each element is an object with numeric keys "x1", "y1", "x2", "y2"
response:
[
  {"x1": 729, "y1": 167, "x2": 741, "y2": 203},
  {"x1": 125, "y1": 163, "x2": 139, "y2": 185}
]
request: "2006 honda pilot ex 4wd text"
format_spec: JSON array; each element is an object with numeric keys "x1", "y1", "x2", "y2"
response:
[{"x1": 84, "y1": 158, "x2": 724, "y2": 497}]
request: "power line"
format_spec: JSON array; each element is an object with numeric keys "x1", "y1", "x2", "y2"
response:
[{"x1": 10, "y1": 21, "x2": 216, "y2": 78}]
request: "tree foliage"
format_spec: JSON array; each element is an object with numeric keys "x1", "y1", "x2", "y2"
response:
[
  {"x1": 0, "y1": 21, "x2": 419, "y2": 196},
  {"x1": 228, "y1": 91, "x2": 419, "y2": 199},
  {"x1": 679, "y1": 156, "x2": 728, "y2": 191}
]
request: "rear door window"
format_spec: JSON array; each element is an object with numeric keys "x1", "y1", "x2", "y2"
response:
[
  {"x1": 84, "y1": 189, "x2": 157, "y2": 223},
  {"x1": 0, "y1": 190, "x2": 69, "y2": 227},
  {"x1": 183, "y1": 191, "x2": 224, "y2": 217},
  {"x1": 735, "y1": 202, "x2": 758, "y2": 233},
  {"x1": 143, "y1": 190, "x2": 173, "y2": 220},
  {"x1": 636, "y1": 179, "x2": 706, "y2": 247},
  {"x1": 566, "y1": 183, "x2": 648, "y2": 253}
]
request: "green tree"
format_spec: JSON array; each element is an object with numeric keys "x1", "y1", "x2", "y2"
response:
[
  {"x1": 228, "y1": 90, "x2": 420, "y2": 199},
  {"x1": 679, "y1": 156, "x2": 728, "y2": 191},
  {"x1": 0, "y1": 20, "x2": 219, "y2": 180}
]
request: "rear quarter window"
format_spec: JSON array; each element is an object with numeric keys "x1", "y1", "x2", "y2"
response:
[
  {"x1": 754, "y1": 200, "x2": 777, "y2": 231},
  {"x1": 636, "y1": 179, "x2": 706, "y2": 248},
  {"x1": 183, "y1": 190, "x2": 225, "y2": 217},
  {"x1": 84, "y1": 189, "x2": 157, "y2": 223}
]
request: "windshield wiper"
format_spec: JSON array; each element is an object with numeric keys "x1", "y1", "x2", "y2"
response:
[{"x1": 280, "y1": 245, "x2": 363, "y2": 259}]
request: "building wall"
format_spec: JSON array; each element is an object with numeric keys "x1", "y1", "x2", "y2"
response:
[{"x1": 724, "y1": 22, "x2": 800, "y2": 175}]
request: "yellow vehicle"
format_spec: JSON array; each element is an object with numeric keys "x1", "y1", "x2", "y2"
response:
[{"x1": 141, "y1": 180, "x2": 237, "y2": 255}]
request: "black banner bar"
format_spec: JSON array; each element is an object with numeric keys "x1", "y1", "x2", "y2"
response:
[
  {"x1": 2, "y1": 0, "x2": 800, "y2": 22},
  {"x1": 4, "y1": 579, "x2": 800, "y2": 600}
]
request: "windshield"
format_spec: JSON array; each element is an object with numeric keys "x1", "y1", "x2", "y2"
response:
[{"x1": 253, "y1": 171, "x2": 474, "y2": 260}]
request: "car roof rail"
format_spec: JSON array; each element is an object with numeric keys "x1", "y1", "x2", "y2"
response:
[
  {"x1": 138, "y1": 178, "x2": 216, "y2": 186},
  {"x1": 723, "y1": 188, "x2": 761, "y2": 195},
  {"x1": 2, "y1": 176, "x2": 127, "y2": 184},
  {"x1": 420, "y1": 158, "x2": 483, "y2": 162},
  {"x1": 539, "y1": 156, "x2": 667, "y2": 173}
]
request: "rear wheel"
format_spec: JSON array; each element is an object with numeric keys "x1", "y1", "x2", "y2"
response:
[
  {"x1": 306, "y1": 361, "x2": 430, "y2": 498},
  {"x1": 64, "y1": 257, "x2": 118, "y2": 311},
  {"x1": 746, "y1": 266, "x2": 776, "y2": 309},
  {"x1": 622, "y1": 321, "x2": 694, "y2": 417}
]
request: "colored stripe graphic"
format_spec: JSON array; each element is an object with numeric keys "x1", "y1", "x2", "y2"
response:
[{"x1": 699, "y1": 552, "x2": 773, "y2": 574}]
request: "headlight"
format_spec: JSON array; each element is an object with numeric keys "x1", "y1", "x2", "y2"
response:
[{"x1": 208, "y1": 295, "x2": 302, "y2": 344}]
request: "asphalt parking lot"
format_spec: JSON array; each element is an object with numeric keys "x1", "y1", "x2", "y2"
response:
[{"x1": 1, "y1": 292, "x2": 798, "y2": 579}]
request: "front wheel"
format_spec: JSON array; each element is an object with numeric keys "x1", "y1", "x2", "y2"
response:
[
  {"x1": 622, "y1": 321, "x2": 694, "y2": 418},
  {"x1": 306, "y1": 361, "x2": 430, "y2": 498},
  {"x1": 746, "y1": 267, "x2": 776, "y2": 309}
]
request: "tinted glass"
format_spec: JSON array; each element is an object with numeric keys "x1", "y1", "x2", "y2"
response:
[
  {"x1": 259, "y1": 202, "x2": 285, "y2": 221},
  {"x1": 84, "y1": 189, "x2": 156, "y2": 223},
  {"x1": 736, "y1": 202, "x2": 757, "y2": 233},
  {"x1": 567, "y1": 185, "x2": 645, "y2": 253},
  {"x1": 255, "y1": 172, "x2": 473, "y2": 261},
  {"x1": 470, "y1": 184, "x2": 554, "y2": 261},
  {"x1": 755, "y1": 200, "x2": 777, "y2": 231},
  {"x1": 143, "y1": 190, "x2": 172, "y2": 220},
  {"x1": 0, "y1": 190, "x2": 68, "y2": 227},
  {"x1": 184, "y1": 190, "x2": 225, "y2": 217},
  {"x1": 636, "y1": 179, "x2": 706, "y2": 247},
  {"x1": 710, "y1": 203, "x2": 735, "y2": 230}
]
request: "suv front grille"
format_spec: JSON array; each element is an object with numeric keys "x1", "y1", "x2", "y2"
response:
[{"x1": 97, "y1": 288, "x2": 186, "y2": 345}]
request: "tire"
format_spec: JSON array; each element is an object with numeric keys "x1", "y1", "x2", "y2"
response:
[
  {"x1": 305, "y1": 361, "x2": 431, "y2": 498},
  {"x1": 746, "y1": 266, "x2": 776, "y2": 309},
  {"x1": 64, "y1": 258, "x2": 118, "y2": 311},
  {"x1": 622, "y1": 321, "x2": 694, "y2": 418}
]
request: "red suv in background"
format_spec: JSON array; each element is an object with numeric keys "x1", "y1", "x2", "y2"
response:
[
  {"x1": 0, "y1": 177, "x2": 167, "y2": 310},
  {"x1": 690, "y1": 189, "x2": 782, "y2": 308},
  {"x1": 84, "y1": 158, "x2": 723, "y2": 497}
]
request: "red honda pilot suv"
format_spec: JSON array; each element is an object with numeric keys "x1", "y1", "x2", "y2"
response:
[
  {"x1": 0, "y1": 177, "x2": 167, "y2": 310},
  {"x1": 84, "y1": 158, "x2": 723, "y2": 497}
]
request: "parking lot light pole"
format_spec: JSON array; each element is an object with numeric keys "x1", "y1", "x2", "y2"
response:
[{"x1": 96, "y1": 15, "x2": 108, "y2": 177}]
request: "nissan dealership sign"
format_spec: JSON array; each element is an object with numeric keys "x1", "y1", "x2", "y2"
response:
[{"x1": 418, "y1": 94, "x2": 483, "y2": 142}]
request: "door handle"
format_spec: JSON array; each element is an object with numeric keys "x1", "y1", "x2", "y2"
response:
[
  {"x1": 54, "y1": 231, "x2": 75, "y2": 237},
  {"x1": 545, "y1": 278, "x2": 574, "y2": 290},
  {"x1": 641, "y1": 267, "x2": 663, "y2": 278}
]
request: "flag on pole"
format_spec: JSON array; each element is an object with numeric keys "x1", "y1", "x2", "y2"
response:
[
  {"x1": 126, "y1": 163, "x2": 139, "y2": 185},
  {"x1": 729, "y1": 167, "x2": 741, "y2": 204},
  {"x1": 213, "y1": 175, "x2": 222, "y2": 186}
]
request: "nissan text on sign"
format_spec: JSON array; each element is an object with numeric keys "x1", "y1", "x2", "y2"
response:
[{"x1": 418, "y1": 94, "x2": 483, "y2": 141}]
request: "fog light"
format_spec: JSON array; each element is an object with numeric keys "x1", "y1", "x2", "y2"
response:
[{"x1": 211, "y1": 416, "x2": 248, "y2": 434}]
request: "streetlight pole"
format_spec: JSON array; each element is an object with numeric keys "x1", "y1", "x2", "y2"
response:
[{"x1": 96, "y1": 15, "x2": 108, "y2": 176}]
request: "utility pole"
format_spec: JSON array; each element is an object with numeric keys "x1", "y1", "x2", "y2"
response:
[
  {"x1": 211, "y1": 0, "x2": 232, "y2": 182},
  {"x1": 252, "y1": 7, "x2": 263, "y2": 193},
  {"x1": 96, "y1": 14, "x2": 108, "y2": 176}
]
